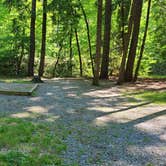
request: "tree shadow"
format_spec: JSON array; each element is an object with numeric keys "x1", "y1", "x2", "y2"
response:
[
  {"x1": 125, "y1": 109, "x2": 166, "y2": 126},
  {"x1": 0, "y1": 79, "x2": 166, "y2": 165}
]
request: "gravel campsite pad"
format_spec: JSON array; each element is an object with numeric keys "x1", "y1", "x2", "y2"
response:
[
  {"x1": 0, "y1": 83, "x2": 38, "y2": 96},
  {"x1": 0, "y1": 79, "x2": 165, "y2": 166}
]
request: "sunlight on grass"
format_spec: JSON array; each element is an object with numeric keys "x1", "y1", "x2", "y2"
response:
[
  {"x1": 0, "y1": 76, "x2": 31, "y2": 84},
  {"x1": 0, "y1": 117, "x2": 68, "y2": 165},
  {"x1": 140, "y1": 75, "x2": 166, "y2": 79},
  {"x1": 134, "y1": 91, "x2": 166, "y2": 104}
]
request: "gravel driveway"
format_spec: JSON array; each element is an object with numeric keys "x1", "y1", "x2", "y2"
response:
[{"x1": 0, "y1": 79, "x2": 166, "y2": 166}]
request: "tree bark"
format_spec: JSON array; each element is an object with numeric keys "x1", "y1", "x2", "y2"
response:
[
  {"x1": 134, "y1": 0, "x2": 152, "y2": 82},
  {"x1": 100, "y1": 0, "x2": 112, "y2": 80},
  {"x1": 28, "y1": 0, "x2": 36, "y2": 76},
  {"x1": 53, "y1": 46, "x2": 63, "y2": 77},
  {"x1": 117, "y1": 0, "x2": 135, "y2": 84},
  {"x1": 38, "y1": 0, "x2": 47, "y2": 77},
  {"x1": 93, "y1": 0, "x2": 103, "y2": 86},
  {"x1": 125, "y1": 0, "x2": 143, "y2": 82},
  {"x1": 16, "y1": 28, "x2": 25, "y2": 75},
  {"x1": 69, "y1": 29, "x2": 73, "y2": 76},
  {"x1": 75, "y1": 28, "x2": 83, "y2": 77},
  {"x1": 79, "y1": 0, "x2": 95, "y2": 77}
]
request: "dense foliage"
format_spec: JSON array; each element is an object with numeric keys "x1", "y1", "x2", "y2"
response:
[{"x1": 0, "y1": 0, "x2": 165, "y2": 79}]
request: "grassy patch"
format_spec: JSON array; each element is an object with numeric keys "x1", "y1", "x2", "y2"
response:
[
  {"x1": 139, "y1": 75, "x2": 166, "y2": 79},
  {"x1": 0, "y1": 117, "x2": 68, "y2": 165},
  {"x1": 0, "y1": 76, "x2": 31, "y2": 84},
  {"x1": 132, "y1": 91, "x2": 166, "y2": 104}
]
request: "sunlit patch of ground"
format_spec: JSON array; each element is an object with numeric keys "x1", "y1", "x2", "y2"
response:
[{"x1": 0, "y1": 78, "x2": 165, "y2": 166}]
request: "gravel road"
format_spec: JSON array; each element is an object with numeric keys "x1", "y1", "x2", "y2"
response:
[{"x1": 0, "y1": 79, "x2": 166, "y2": 166}]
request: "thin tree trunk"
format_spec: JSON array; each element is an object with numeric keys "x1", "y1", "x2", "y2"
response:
[
  {"x1": 28, "y1": 0, "x2": 36, "y2": 76},
  {"x1": 100, "y1": 0, "x2": 112, "y2": 80},
  {"x1": 17, "y1": 28, "x2": 25, "y2": 75},
  {"x1": 52, "y1": 34, "x2": 68, "y2": 77},
  {"x1": 93, "y1": 0, "x2": 103, "y2": 86},
  {"x1": 38, "y1": 0, "x2": 47, "y2": 77},
  {"x1": 75, "y1": 28, "x2": 83, "y2": 77},
  {"x1": 125, "y1": 0, "x2": 143, "y2": 82},
  {"x1": 53, "y1": 46, "x2": 63, "y2": 77},
  {"x1": 117, "y1": 0, "x2": 134, "y2": 84},
  {"x1": 69, "y1": 29, "x2": 73, "y2": 76},
  {"x1": 17, "y1": 42, "x2": 24, "y2": 75},
  {"x1": 134, "y1": 0, "x2": 151, "y2": 82},
  {"x1": 79, "y1": 0, "x2": 95, "y2": 77}
]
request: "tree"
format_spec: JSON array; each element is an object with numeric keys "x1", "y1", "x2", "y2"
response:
[
  {"x1": 93, "y1": 0, "x2": 103, "y2": 85},
  {"x1": 134, "y1": 0, "x2": 152, "y2": 81},
  {"x1": 2, "y1": 0, "x2": 29, "y2": 76},
  {"x1": 38, "y1": 0, "x2": 47, "y2": 77},
  {"x1": 78, "y1": 0, "x2": 95, "y2": 77},
  {"x1": 100, "y1": 0, "x2": 112, "y2": 80},
  {"x1": 28, "y1": 0, "x2": 36, "y2": 76},
  {"x1": 75, "y1": 28, "x2": 83, "y2": 77},
  {"x1": 0, "y1": 0, "x2": 165, "y2": 79},
  {"x1": 69, "y1": 28, "x2": 73, "y2": 76},
  {"x1": 117, "y1": 0, "x2": 134, "y2": 84},
  {"x1": 125, "y1": 0, "x2": 143, "y2": 82}
]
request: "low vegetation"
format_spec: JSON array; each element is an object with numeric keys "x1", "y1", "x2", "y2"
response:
[
  {"x1": 133, "y1": 91, "x2": 166, "y2": 104},
  {"x1": 0, "y1": 117, "x2": 68, "y2": 166}
]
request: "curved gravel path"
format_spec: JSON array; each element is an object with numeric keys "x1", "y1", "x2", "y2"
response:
[{"x1": 0, "y1": 78, "x2": 166, "y2": 166}]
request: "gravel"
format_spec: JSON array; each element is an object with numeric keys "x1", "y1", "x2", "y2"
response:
[{"x1": 0, "y1": 78, "x2": 166, "y2": 166}]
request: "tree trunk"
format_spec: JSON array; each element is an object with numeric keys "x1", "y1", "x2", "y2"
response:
[
  {"x1": 134, "y1": 0, "x2": 151, "y2": 82},
  {"x1": 100, "y1": 0, "x2": 112, "y2": 80},
  {"x1": 69, "y1": 29, "x2": 73, "y2": 76},
  {"x1": 75, "y1": 28, "x2": 83, "y2": 77},
  {"x1": 93, "y1": 0, "x2": 103, "y2": 86},
  {"x1": 38, "y1": 0, "x2": 47, "y2": 77},
  {"x1": 125, "y1": 0, "x2": 143, "y2": 82},
  {"x1": 117, "y1": 0, "x2": 135, "y2": 84},
  {"x1": 28, "y1": 0, "x2": 36, "y2": 76},
  {"x1": 17, "y1": 41, "x2": 24, "y2": 75},
  {"x1": 79, "y1": 0, "x2": 95, "y2": 77},
  {"x1": 17, "y1": 28, "x2": 25, "y2": 75},
  {"x1": 53, "y1": 46, "x2": 63, "y2": 77}
]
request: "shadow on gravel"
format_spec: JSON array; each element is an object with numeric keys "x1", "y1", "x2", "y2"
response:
[
  {"x1": 96, "y1": 101, "x2": 152, "y2": 117},
  {"x1": 0, "y1": 79, "x2": 166, "y2": 165},
  {"x1": 125, "y1": 109, "x2": 166, "y2": 126}
]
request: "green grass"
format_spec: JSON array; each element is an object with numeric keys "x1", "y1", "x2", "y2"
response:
[
  {"x1": 139, "y1": 75, "x2": 166, "y2": 79},
  {"x1": 132, "y1": 91, "x2": 166, "y2": 104},
  {"x1": 0, "y1": 76, "x2": 31, "y2": 84},
  {"x1": 0, "y1": 117, "x2": 68, "y2": 166}
]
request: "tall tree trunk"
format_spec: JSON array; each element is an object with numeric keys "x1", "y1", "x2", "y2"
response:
[
  {"x1": 17, "y1": 41, "x2": 24, "y2": 75},
  {"x1": 117, "y1": 0, "x2": 134, "y2": 84},
  {"x1": 100, "y1": 0, "x2": 112, "y2": 80},
  {"x1": 69, "y1": 29, "x2": 73, "y2": 76},
  {"x1": 79, "y1": 0, "x2": 95, "y2": 77},
  {"x1": 125, "y1": 0, "x2": 143, "y2": 82},
  {"x1": 17, "y1": 28, "x2": 25, "y2": 75},
  {"x1": 28, "y1": 0, "x2": 36, "y2": 76},
  {"x1": 134, "y1": 0, "x2": 152, "y2": 82},
  {"x1": 93, "y1": 0, "x2": 103, "y2": 86},
  {"x1": 53, "y1": 46, "x2": 63, "y2": 77},
  {"x1": 75, "y1": 28, "x2": 83, "y2": 77},
  {"x1": 38, "y1": 0, "x2": 47, "y2": 77}
]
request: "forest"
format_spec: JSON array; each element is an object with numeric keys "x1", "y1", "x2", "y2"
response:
[
  {"x1": 0, "y1": 0, "x2": 166, "y2": 165},
  {"x1": 0, "y1": 0, "x2": 165, "y2": 83}
]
